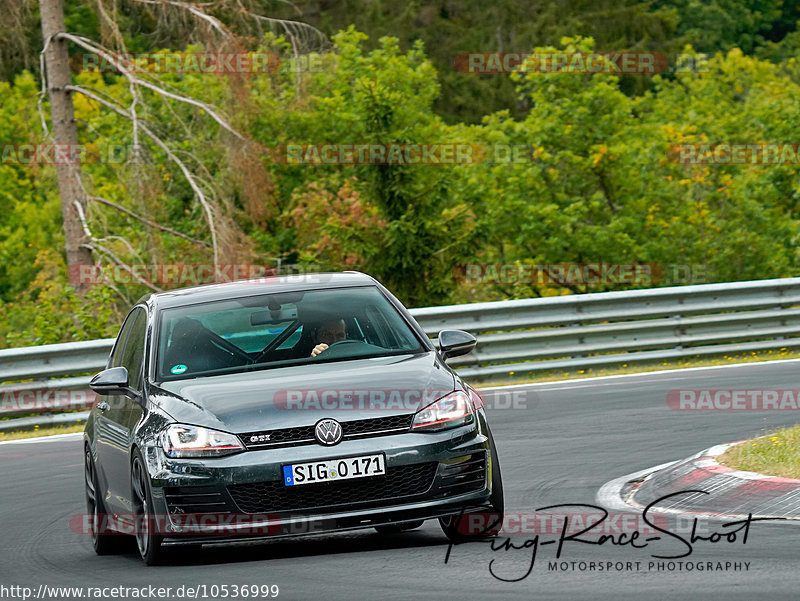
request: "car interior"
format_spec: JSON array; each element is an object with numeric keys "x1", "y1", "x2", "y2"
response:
[{"x1": 157, "y1": 287, "x2": 424, "y2": 380}]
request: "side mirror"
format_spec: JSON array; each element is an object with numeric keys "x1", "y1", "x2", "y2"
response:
[
  {"x1": 90, "y1": 367, "x2": 140, "y2": 401},
  {"x1": 438, "y1": 329, "x2": 477, "y2": 359}
]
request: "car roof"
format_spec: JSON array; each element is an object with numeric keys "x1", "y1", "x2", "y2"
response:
[{"x1": 138, "y1": 271, "x2": 380, "y2": 310}]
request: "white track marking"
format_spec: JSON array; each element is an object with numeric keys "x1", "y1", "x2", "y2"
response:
[
  {"x1": 0, "y1": 432, "x2": 82, "y2": 446},
  {"x1": 595, "y1": 461, "x2": 681, "y2": 512}
]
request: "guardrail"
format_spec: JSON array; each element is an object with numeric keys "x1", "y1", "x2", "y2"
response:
[{"x1": 3, "y1": 277, "x2": 800, "y2": 431}]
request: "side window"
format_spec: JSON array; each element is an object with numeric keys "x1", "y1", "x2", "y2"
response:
[
  {"x1": 119, "y1": 309, "x2": 147, "y2": 391},
  {"x1": 110, "y1": 311, "x2": 137, "y2": 368}
]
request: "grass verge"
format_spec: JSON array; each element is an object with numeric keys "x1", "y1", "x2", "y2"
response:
[
  {"x1": 0, "y1": 424, "x2": 84, "y2": 442},
  {"x1": 718, "y1": 426, "x2": 800, "y2": 479}
]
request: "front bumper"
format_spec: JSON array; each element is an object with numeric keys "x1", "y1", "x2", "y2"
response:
[{"x1": 140, "y1": 421, "x2": 495, "y2": 543}]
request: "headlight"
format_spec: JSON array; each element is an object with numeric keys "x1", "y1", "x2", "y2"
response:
[
  {"x1": 411, "y1": 391, "x2": 474, "y2": 431},
  {"x1": 161, "y1": 424, "x2": 244, "y2": 458}
]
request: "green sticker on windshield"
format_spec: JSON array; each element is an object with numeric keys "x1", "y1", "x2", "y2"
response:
[{"x1": 170, "y1": 364, "x2": 187, "y2": 375}]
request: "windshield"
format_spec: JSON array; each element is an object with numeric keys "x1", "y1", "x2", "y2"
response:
[{"x1": 155, "y1": 286, "x2": 426, "y2": 381}]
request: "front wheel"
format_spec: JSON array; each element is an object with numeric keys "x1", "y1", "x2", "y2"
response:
[
  {"x1": 131, "y1": 451, "x2": 166, "y2": 565},
  {"x1": 440, "y1": 429, "x2": 504, "y2": 541}
]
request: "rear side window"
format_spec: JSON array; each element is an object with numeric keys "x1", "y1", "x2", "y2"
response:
[
  {"x1": 109, "y1": 311, "x2": 137, "y2": 368},
  {"x1": 119, "y1": 308, "x2": 147, "y2": 391}
]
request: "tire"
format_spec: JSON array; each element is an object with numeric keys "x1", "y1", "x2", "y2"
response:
[
  {"x1": 131, "y1": 450, "x2": 166, "y2": 565},
  {"x1": 85, "y1": 445, "x2": 128, "y2": 555},
  {"x1": 374, "y1": 520, "x2": 425, "y2": 534},
  {"x1": 440, "y1": 428, "x2": 504, "y2": 541}
]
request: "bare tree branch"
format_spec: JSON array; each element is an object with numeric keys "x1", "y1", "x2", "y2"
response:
[
  {"x1": 67, "y1": 83, "x2": 221, "y2": 270},
  {"x1": 58, "y1": 32, "x2": 245, "y2": 140},
  {"x1": 94, "y1": 0, "x2": 128, "y2": 51},
  {"x1": 96, "y1": 197, "x2": 211, "y2": 247},
  {"x1": 250, "y1": 13, "x2": 330, "y2": 56},
  {"x1": 131, "y1": 0, "x2": 329, "y2": 56},
  {"x1": 75, "y1": 172, "x2": 210, "y2": 247},
  {"x1": 132, "y1": 0, "x2": 235, "y2": 39},
  {"x1": 72, "y1": 199, "x2": 163, "y2": 292},
  {"x1": 37, "y1": 34, "x2": 55, "y2": 141},
  {"x1": 96, "y1": 234, "x2": 148, "y2": 267}
]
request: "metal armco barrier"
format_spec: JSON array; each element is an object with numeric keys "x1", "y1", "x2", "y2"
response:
[{"x1": 3, "y1": 277, "x2": 800, "y2": 430}]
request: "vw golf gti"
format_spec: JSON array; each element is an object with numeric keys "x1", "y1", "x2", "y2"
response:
[{"x1": 84, "y1": 272, "x2": 503, "y2": 564}]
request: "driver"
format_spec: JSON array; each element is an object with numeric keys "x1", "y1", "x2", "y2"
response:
[{"x1": 310, "y1": 318, "x2": 347, "y2": 357}]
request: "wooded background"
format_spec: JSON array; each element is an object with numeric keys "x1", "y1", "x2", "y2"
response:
[{"x1": 2, "y1": 0, "x2": 800, "y2": 348}]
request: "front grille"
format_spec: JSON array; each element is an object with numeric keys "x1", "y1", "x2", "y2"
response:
[
  {"x1": 436, "y1": 452, "x2": 487, "y2": 496},
  {"x1": 342, "y1": 414, "x2": 413, "y2": 437},
  {"x1": 163, "y1": 485, "x2": 235, "y2": 514},
  {"x1": 243, "y1": 425, "x2": 316, "y2": 448},
  {"x1": 228, "y1": 462, "x2": 438, "y2": 513},
  {"x1": 241, "y1": 414, "x2": 413, "y2": 450}
]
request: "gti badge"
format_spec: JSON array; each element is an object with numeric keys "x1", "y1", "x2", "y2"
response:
[{"x1": 314, "y1": 418, "x2": 343, "y2": 446}]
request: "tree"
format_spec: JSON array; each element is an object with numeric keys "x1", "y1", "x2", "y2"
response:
[
  {"x1": 39, "y1": 0, "x2": 92, "y2": 290},
  {"x1": 454, "y1": 38, "x2": 800, "y2": 299},
  {"x1": 34, "y1": 0, "x2": 328, "y2": 295}
]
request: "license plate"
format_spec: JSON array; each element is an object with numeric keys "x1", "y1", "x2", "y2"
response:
[{"x1": 283, "y1": 454, "x2": 386, "y2": 486}]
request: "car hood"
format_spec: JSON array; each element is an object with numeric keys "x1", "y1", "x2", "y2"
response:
[{"x1": 150, "y1": 351, "x2": 456, "y2": 433}]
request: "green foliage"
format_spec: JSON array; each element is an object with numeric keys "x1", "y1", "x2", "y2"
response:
[
  {"x1": 0, "y1": 73, "x2": 63, "y2": 300},
  {"x1": 0, "y1": 250, "x2": 120, "y2": 348},
  {"x1": 3, "y1": 3, "x2": 800, "y2": 346},
  {"x1": 248, "y1": 30, "x2": 478, "y2": 304},
  {"x1": 453, "y1": 38, "x2": 800, "y2": 298},
  {"x1": 654, "y1": 0, "x2": 785, "y2": 53},
  {"x1": 287, "y1": 0, "x2": 685, "y2": 123}
]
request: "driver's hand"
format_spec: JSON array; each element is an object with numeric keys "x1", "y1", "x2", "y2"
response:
[{"x1": 310, "y1": 343, "x2": 329, "y2": 357}]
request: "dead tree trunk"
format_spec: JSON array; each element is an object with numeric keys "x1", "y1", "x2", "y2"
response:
[{"x1": 39, "y1": 0, "x2": 92, "y2": 291}]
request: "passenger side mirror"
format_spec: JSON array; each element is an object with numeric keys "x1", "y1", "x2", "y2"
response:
[
  {"x1": 90, "y1": 367, "x2": 141, "y2": 401},
  {"x1": 438, "y1": 330, "x2": 477, "y2": 359}
]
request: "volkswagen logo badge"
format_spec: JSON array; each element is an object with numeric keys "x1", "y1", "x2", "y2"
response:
[{"x1": 314, "y1": 418, "x2": 343, "y2": 446}]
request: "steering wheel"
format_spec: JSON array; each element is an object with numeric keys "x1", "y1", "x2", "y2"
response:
[{"x1": 326, "y1": 339, "x2": 360, "y2": 349}]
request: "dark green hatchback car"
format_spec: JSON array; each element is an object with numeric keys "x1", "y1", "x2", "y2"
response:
[{"x1": 84, "y1": 272, "x2": 503, "y2": 564}]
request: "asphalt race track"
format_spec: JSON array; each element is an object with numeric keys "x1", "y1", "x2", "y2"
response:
[{"x1": 3, "y1": 361, "x2": 800, "y2": 600}]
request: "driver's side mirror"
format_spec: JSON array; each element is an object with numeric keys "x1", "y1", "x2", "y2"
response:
[
  {"x1": 438, "y1": 329, "x2": 477, "y2": 359},
  {"x1": 89, "y1": 366, "x2": 141, "y2": 401}
]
